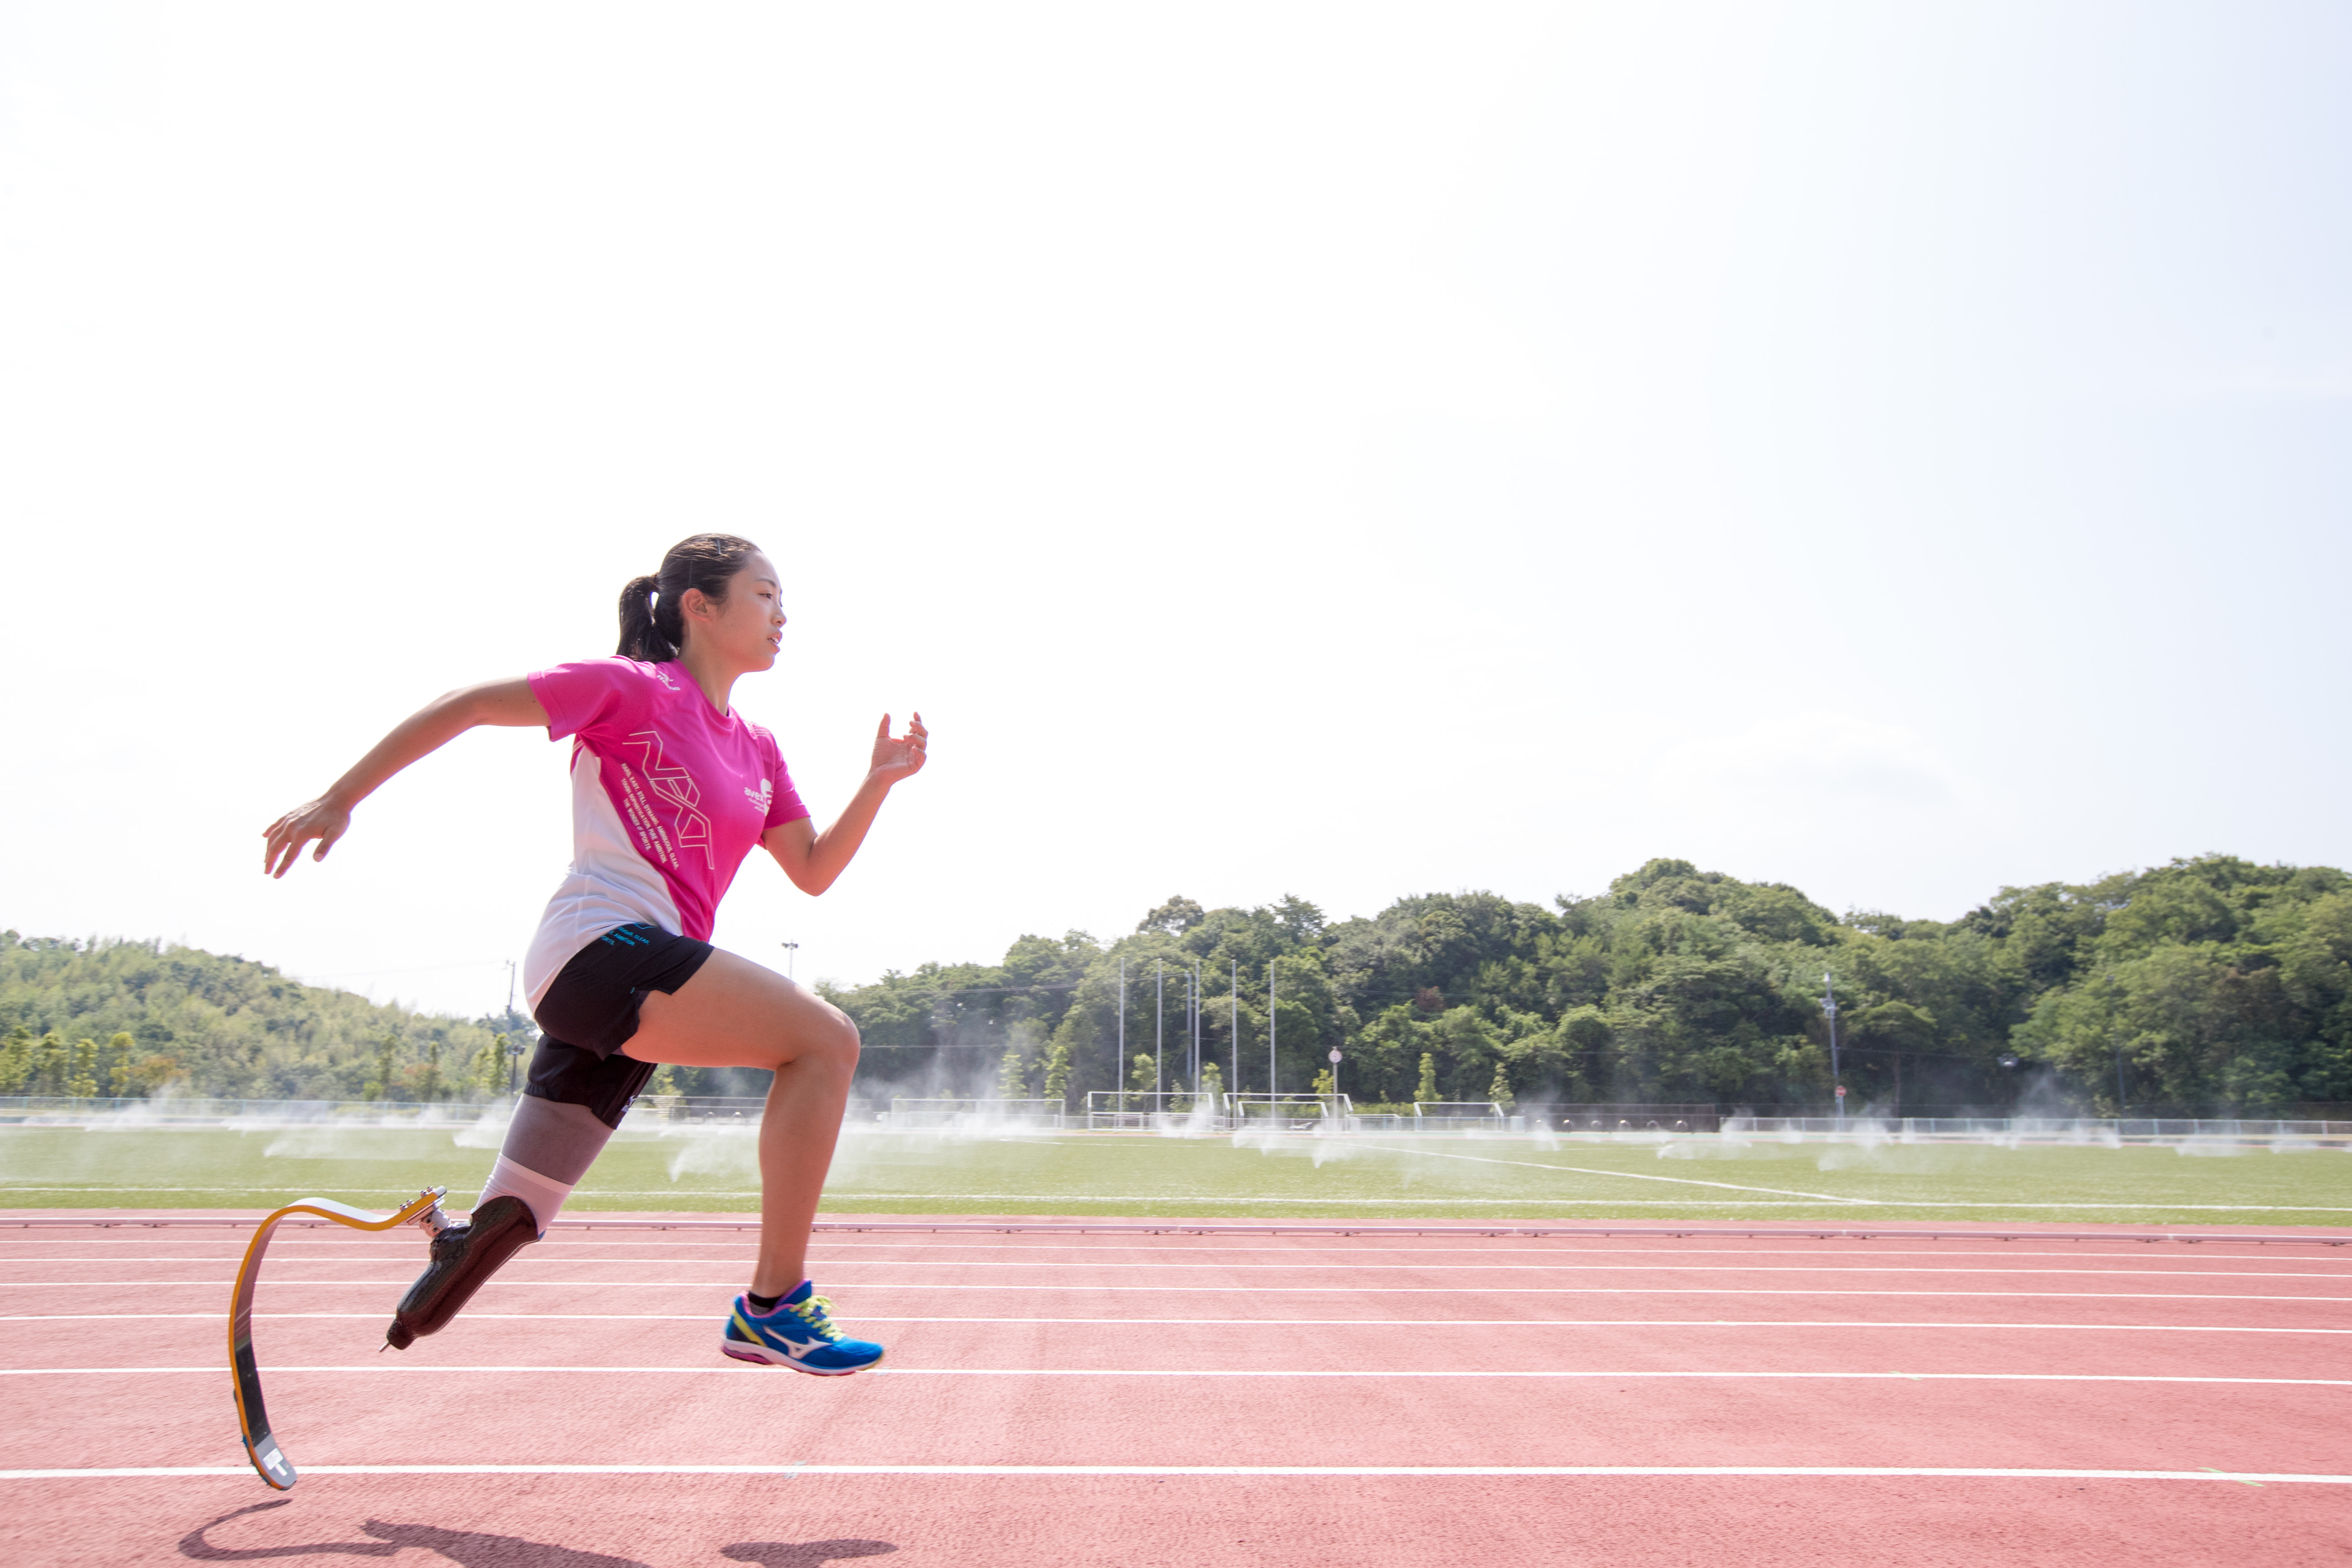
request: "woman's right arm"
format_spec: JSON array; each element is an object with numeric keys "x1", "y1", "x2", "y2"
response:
[{"x1": 262, "y1": 677, "x2": 550, "y2": 878}]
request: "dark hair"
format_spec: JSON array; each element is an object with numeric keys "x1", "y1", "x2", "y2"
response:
[{"x1": 616, "y1": 534, "x2": 763, "y2": 662}]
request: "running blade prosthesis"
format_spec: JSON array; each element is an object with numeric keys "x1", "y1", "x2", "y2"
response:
[{"x1": 231, "y1": 1187, "x2": 449, "y2": 1490}]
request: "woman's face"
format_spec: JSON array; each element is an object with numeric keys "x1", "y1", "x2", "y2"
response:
[{"x1": 685, "y1": 551, "x2": 785, "y2": 673}]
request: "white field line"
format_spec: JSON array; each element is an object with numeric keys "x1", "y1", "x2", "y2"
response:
[
  {"x1": 10, "y1": 1257, "x2": 2347, "y2": 1281},
  {"x1": 1, "y1": 1464, "x2": 2344, "y2": 1483},
  {"x1": 1346, "y1": 1145, "x2": 1861, "y2": 1202},
  {"x1": 7, "y1": 1313, "x2": 2349, "y2": 1334},
  {"x1": 5, "y1": 1366, "x2": 2349, "y2": 1386},
  {"x1": 4, "y1": 1280, "x2": 2346, "y2": 1301}
]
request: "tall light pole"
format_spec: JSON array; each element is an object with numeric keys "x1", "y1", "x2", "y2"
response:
[
  {"x1": 1191, "y1": 960, "x2": 1201, "y2": 1090},
  {"x1": 1116, "y1": 957, "x2": 1126, "y2": 1114},
  {"x1": 1268, "y1": 960, "x2": 1277, "y2": 1099},
  {"x1": 1229, "y1": 959, "x2": 1239, "y2": 1107},
  {"x1": 779, "y1": 942, "x2": 799, "y2": 982},
  {"x1": 1822, "y1": 971, "x2": 1841, "y2": 1123},
  {"x1": 1155, "y1": 961, "x2": 1164, "y2": 1099}
]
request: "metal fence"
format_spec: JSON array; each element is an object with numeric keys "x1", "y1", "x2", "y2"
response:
[{"x1": 5, "y1": 1094, "x2": 2342, "y2": 1143}]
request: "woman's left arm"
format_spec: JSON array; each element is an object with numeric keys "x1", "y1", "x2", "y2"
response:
[{"x1": 763, "y1": 712, "x2": 928, "y2": 895}]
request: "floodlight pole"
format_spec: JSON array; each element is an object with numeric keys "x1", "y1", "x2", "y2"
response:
[
  {"x1": 1117, "y1": 958, "x2": 1126, "y2": 1115},
  {"x1": 1191, "y1": 961, "x2": 1201, "y2": 1089},
  {"x1": 779, "y1": 942, "x2": 799, "y2": 982},
  {"x1": 1268, "y1": 960, "x2": 1277, "y2": 1099},
  {"x1": 1230, "y1": 960, "x2": 1239, "y2": 1109},
  {"x1": 1155, "y1": 961, "x2": 1164, "y2": 1100},
  {"x1": 1822, "y1": 971, "x2": 1841, "y2": 1123}
]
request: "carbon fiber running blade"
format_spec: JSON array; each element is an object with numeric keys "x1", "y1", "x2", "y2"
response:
[{"x1": 230, "y1": 1187, "x2": 445, "y2": 1488}]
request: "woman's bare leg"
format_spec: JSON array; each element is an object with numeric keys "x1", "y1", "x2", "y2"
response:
[{"x1": 626, "y1": 948, "x2": 858, "y2": 1297}]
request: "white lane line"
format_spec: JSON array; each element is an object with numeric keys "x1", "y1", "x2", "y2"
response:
[
  {"x1": 4, "y1": 1366, "x2": 2348, "y2": 1386},
  {"x1": 4, "y1": 1280, "x2": 2345, "y2": 1301},
  {"x1": 6, "y1": 1313, "x2": 2347, "y2": 1334},
  {"x1": 11, "y1": 1258, "x2": 2342, "y2": 1280},
  {"x1": 0, "y1": 1463, "x2": 2345, "y2": 1483}
]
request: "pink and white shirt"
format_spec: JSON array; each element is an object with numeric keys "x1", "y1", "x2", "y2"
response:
[{"x1": 521, "y1": 656, "x2": 810, "y2": 1006}]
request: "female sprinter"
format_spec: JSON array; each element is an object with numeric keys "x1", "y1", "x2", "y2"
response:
[{"x1": 261, "y1": 533, "x2": 924, "y2": 1374}]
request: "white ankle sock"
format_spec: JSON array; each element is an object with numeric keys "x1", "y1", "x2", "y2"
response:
[{"x1": 477, "y1": 1155, "x2": 574, "y2": 1234}]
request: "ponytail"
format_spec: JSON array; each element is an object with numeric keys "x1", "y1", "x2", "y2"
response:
[
  {"x1": 616, "y1": 574, "x2": 676, "y2": 662},
  {"x1": 614, "y1": 534, "x2": 762, "y2": 663}
]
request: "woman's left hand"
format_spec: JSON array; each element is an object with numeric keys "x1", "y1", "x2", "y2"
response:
[{"x1": 869, "y1": 712, "x2": 928, "y2": 785}]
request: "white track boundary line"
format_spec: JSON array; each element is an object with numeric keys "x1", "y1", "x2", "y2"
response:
[
  {"x1": 12, "y1": 1238, "x2": 2348, "y2": 1257},
  {"x1": 4, "y1": 1280, "x2": 2342, "y2": 1300},
  {"x1": 5, "y1": 1367, "x2": 2345, "y2": 1386},
  {"x1": 0, "y1": 1463, "x2": 2343, "y2": 1483},
  {"x1": 12, "y1": 1257, "x2": 2342, "y2": 1280},
  {"x1": 13, "y1": 1189, "x2": 2351, "y2": 1212},
  {"x1": 7, "y1": 1313, "x2": 2345, "y2": 1333}
]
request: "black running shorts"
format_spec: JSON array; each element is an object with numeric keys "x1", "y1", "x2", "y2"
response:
[{"x1": 526, "y1": 923, "x2": 715, "y2": 1129}]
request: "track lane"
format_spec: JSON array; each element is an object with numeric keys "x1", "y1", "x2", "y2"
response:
[{"x1": 5, "y1": 1216, "x2": 2349, "y2": 1565}]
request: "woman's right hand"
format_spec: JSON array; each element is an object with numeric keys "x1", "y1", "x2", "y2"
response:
[{"x1": 263, "y1": 796, "x2": 352, "y2": 879}]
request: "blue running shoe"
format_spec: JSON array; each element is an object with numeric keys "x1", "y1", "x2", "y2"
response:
[{"x1": 721, "y1": 1281, "x2": 886, "y2": 1375}]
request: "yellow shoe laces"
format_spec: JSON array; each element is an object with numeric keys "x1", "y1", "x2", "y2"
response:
[{"x1": 786, "y1": 1294, "x2": 843, "y2": 1341}]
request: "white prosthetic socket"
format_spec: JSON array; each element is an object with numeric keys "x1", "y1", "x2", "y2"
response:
[{"x1": 476, "y1": 1156, "x2": 576, "y2": 1236}]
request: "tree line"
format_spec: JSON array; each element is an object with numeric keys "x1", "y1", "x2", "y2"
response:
[
  {"x1": 8, "y1": 853, "x2": 2348, "y2": 1115},
  {"x1": 814, "y1": 855, "x2": 2352, "y2": 1117},
  {"x1": 0, "y1": 932, "x2": 523, "y2": 1103}
]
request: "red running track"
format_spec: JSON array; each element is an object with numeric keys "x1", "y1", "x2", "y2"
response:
[{"x1": 2, "y1": 1212, "x2": 2348, "y2": 1566}]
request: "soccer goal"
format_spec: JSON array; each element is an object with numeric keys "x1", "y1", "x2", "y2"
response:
[
  {"x1": 1083, "y1": 1090, "x2": 1223, "y2": 1131},
  {"x1": 884, "y1": 1097, "x2": 1067, "y2": 1130},
  {"x1": 1225, "y1": 1093, "x2": 1351, "y2": 1130},
  {"x1": 1408, "y1": 1100, "x2": 1509, "y2": 1130}
]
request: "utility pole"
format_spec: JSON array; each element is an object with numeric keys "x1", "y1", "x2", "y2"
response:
[
  {"x1": 1230, "y1": 960, "x2": 1239, "y2": 1109},
  {"x1": 1155, "y1": 961, "x2": 1164, "y2": 1099},
  {"x1": 504, "y1": 960, "x2": 520, "y2": 1094},
  {"x1": 1117, "y1": 957, "x2": 1126, "y2": 1114},
  {"x1": 779, "y1": 942, "x2": 799, "y2": 982},
  {"x1": 1823, "y1": 971, "x2": 1842, "y2": 1123}
]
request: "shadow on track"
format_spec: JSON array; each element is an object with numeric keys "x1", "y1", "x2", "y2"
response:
[
  {"x1": 721, "y1": 1543, "x2": 898, "y2": 1567},
  {"x1": 178, "y1": 1501, "x2": 654, "y2": 1566}
]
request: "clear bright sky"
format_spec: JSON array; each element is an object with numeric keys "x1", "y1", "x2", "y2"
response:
[{"x1": 4, "y1": 4, "x2": 2348, "y2": 1019}]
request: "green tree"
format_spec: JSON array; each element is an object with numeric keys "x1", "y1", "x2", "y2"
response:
[
  {"x1": 66, "y1": 1037, "x2": 100, "y2": 1098},
  {"x1": 362, "y1": 1035, "x2": 400, "y2": 1102},
  {"x1": 1415, "y1": 1053, "x2": 1438, "y2": 1104},
  {"x1": 100, "y1": 1033, "x2": 134, "y2": 1097},
  {"x1": 1487, "y1": 1060, "x2": 1516, "y2": 1113},
  {"x1": 33, "y1": 1032, "x2": 67, "y2": 1096},
  {"x1": 1040, "y1": 1038, "x2": 1074, "y2": 1107},
  {"x1": 0, "y1": 1026, "x2": 31, "y2": 1094},
  {"x1": 469, "y1": 1034, "x2": 509, "y2": 1097},
  {"x1": 998, "y1": 1043, "x2": 1032, "y2": 1099}
]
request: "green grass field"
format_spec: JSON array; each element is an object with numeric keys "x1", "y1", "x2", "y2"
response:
[{"x1": 4, "y1": 1121, "x2": 2349, "y2": 1225}]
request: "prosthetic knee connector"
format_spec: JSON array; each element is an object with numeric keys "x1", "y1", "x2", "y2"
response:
[{"x1": 383, "y1": 1194, "x2": 540, "y2": 1350}]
